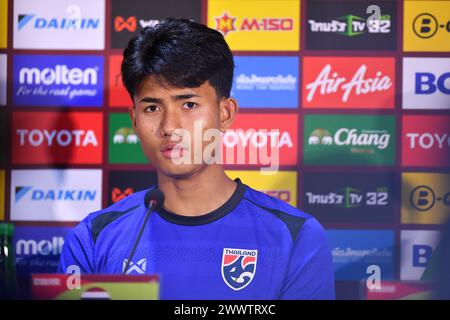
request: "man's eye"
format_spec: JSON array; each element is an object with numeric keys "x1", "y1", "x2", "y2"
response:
[
  {"x1": 144, "y1": 105, "x2": 160, "y2": 113},
  {"x1": 182, "y1": 102, "x2": 198, "y2": 110}
]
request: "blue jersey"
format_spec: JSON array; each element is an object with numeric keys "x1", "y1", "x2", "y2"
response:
[{"x1": 58, "y1": 178, "x2": 335, "y2": 299}]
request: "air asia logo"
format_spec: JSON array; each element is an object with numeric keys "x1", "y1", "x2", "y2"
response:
[
  {"x1": 214, "y1": 12, "x2": 293, "y2": 36},
  {"x1": 114, "y1": 16, "x2": 159, "y2": 32},
  {"x1": 306, "y1": 187, "x2": 388, "y2": 208},
  {"x1": 18, "y1": 11, "x2": 100, "y2": 31},
  {"x1": 402, "y1": 115, "x2": 450, "y2": 167},
  {"x1": 123, "y1": 258, "x2": 147, "y2": 275},
  {"x1": 303, "y1": 57, "x2": 395, "y2": 108},
  {"x1": 413, "y1": 13, "x2": 450, "y2": 39},
  {"x1": 15, "y1": 186, "x2": 97, "y2": 203},
  {"x1": 13, "y1": 55, "x2": 104, "y2": 106},
  {"x1": 12, "y1": 112, "x2": 103, "y2": 164},
  {"x1": 409, "y1": 185, "x2": 449, "y2": 212},
  {"x1": 221, "y1": 248, "x2": 257, "y2": 291},
  {"x1": 308, "y1": 128, "x2": 391, "y2": 150},
  {"x1": 113, "y1": 127, "x2": 139, "y2": 144},
  {"x1": 309, "y1": 14, "x2": 391, "y2": 36}
]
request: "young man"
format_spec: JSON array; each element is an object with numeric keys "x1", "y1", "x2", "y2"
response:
[{"x1": 58, "y1": 19, "x2": 335, "y2": 299}]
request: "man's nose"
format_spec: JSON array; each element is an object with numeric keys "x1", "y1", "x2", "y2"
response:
[{"x1": 159, "y1": 108, "x2": 182, "y2": 138}]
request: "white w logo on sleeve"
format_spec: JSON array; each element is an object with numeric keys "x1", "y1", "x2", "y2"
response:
[{"x1": 122, "y1": 258, "x2": 147, "y2": 274}]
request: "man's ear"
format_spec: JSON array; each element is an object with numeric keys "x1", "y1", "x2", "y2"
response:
[
  {"x1": 129, "y1": 105, "x2": 137, "y2": 130},
  {"x1": 219, "y1": 97, "x2": 239, "y2": 132}
]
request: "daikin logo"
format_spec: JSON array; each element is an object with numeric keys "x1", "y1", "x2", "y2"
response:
[
  {"x1": 15, "y1": 186, "x2": 97, "y2": 203},
  {"x1": 18, "y1": 13, "x2": 100, "y2": 31},
  {"x1": 19, "y1": 65, "x2": 98, "y2": 86}
]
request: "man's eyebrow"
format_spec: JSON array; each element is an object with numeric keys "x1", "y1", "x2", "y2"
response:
[
  {"x1": 138, "y1": 94, "x2": 200, "y2": 104},
  {"x1": 139, "y1": 96, "x2": 163, "y2": 104},
  {"x1": 172, "y1": 93, "x2": 200, "y2": 101}
]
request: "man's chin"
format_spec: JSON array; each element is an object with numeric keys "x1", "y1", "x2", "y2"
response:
[{"x1": 158, "y1": 162, "x2": 204, "y2": 179}]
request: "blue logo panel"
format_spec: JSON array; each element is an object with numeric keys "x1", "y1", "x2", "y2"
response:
[
  {"x1": 13, "y1": 54, "x2": 104, "y2": 106},
  {"x1": 326, "y1": 229, "x2": 395, "y2": 281},
  {"x1": 231, "y1": 56, "x2": 299, "y2": 108},
  {"x1": 13, "y1": 226, "x2": 71, "y2": 276}
]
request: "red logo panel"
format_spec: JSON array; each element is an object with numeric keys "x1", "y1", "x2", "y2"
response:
[
  {"x1": 109, "y1": 54, "x2": 133, "y2": 107},
  {"x1": 222, "y1": 113, "x2": 297, "y2": 166},
  {"x1": 302, "y1": 57, "x2": 395, "y2": 109},
  {"x1": 402, "y1": 115, "x2": 450, "y2": 167},
  {"x1": 12, "y1": 111, "x2": 103, "y2": 164}
]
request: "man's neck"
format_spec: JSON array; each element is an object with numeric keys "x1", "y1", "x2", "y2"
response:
[{"x1": 157, "y1": 165, "x2": 237, "y2": 217}]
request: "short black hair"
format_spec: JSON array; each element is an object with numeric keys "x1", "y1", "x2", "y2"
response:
[{"x1": 121, "y1": 18, "x2": 234, "y2": 101}]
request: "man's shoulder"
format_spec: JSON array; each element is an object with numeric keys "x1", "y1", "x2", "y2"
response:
[{"x1": 240, "y1": 185, "x2": 319, "y2": 241}]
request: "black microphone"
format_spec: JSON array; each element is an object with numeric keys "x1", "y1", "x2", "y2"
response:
[{"x1": 122, "y1": 188, "x2": 164, "y2": 275}]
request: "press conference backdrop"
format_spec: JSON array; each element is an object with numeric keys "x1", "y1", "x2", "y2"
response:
[{"x1": 0, "y1": 0, "x2": 449, "y2": 299}]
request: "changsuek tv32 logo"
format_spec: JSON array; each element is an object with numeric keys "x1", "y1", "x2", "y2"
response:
[
  {"x1": 306, "y1": 187, "x2": 388, "y2": 208},
  {"x1": 309, "y1": 14, "x2": 391, "y2": 36},
  {"x1": 413, "y1": 13, "x2": 450, "y2": 39}
]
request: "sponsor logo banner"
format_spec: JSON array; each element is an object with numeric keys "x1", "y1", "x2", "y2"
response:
[
  {"x1": 226, "y1": 170, "x2": 297, "y2": 207},
  {"x1": 327, "y1": 229, "x2": 395, "y2": 281},
  {"x1": 109, "y1": 54, "x2": 132, "y2": 108},
  {"x1": 402, "y1": 173, "x2": 450, "y2": 225},
  {"x1": 401, "y1": 230, "x2": 441, "y2": 280},
  {"x1": 302, "y1": 57, "x2": 395, "y2": 109},
  {"x1": 0, "y1": 170, "x2": 4, "y2": 220},
  {"x1": 303, "y1": 115, "x2": 396, "y2": 165},
  {"x1": 10, "y1": 169, "x2": 102, "y2": 222},
  {"x1": 108, "y1": 170, "x2": 157, "y2": 205},
  {"x1": 0, "y1": 0, "x2": 7, "y2": 48},
  {"x1": 0, "y1": 110, "x2": 5, "y2": 165},
  {"x1": 12, "y1": 111, "x2": 103, "y2": 164},
  {"x1": 303, "y1": 172, "x2": 395, "y2": 224},
  {"x1": 13, "y1": 226, "x2": 71, "y2": 276},
  {"x1": 402, "y1": 115, "x2": 450, "y2": 167},
  {"x1": 231, "y1": 56, "x2": 298, "y2": 108},
  {"x1": 208, "y1": 0, "x2": 300, "y2": 51},
  {"x1": 13, "y1": 0, "x2": 105, "y2": 50},
  {"x1": 13, "y1": 54, "x2": 104, "y2": 107},
  {"x1": 0, "y1": 54, "x2": 6, "y2": 105},
  {"x1": 306, "y1": 0, "x2": 397, "y2": 50},
  {"x1": 109, "y1": 113, "x2": 148, "y2": 164},
  {"x1": 403, "y1": 58, "x2": 450, "y2": 110},
  {"x1": 404, "y1": 1, "x2": 450, "y2": 52},
  {"x1": 111, "y1": 0, "x2": 201, "y2": 49},
  {"x1": 223, "y1": 113, "x2": 298, "y2": 166}
]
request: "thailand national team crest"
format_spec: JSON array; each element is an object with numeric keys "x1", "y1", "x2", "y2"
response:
[{"x1": 221, "y1": 248, "x2": 257, "y2": 291}]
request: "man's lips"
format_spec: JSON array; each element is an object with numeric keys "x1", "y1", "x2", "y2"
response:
[{"x1": 160, "y1": 143, "x2": 188, "y2": 158}]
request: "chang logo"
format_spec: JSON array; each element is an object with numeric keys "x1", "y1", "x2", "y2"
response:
[
  {"x1": 308, "y1": 128, "x2": 333, "y2": 145},
  {"x1": 113, "y1": 128, "x2": 139, "y2": 145},
  {"x1": 19, "y1": 65, "x2": 98, "y2": 86}
]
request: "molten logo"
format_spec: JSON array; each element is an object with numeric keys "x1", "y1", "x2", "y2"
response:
[
  {"x1": 19, "y1": 65, "x2": 98, "y2": 86},
  {"x1": 114, "y1": 16, "x2": 137, "y2": 32}
]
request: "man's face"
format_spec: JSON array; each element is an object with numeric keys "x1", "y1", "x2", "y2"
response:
[{"x1": 130, "y1": 76, "x2": 226, "y2": 178}]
